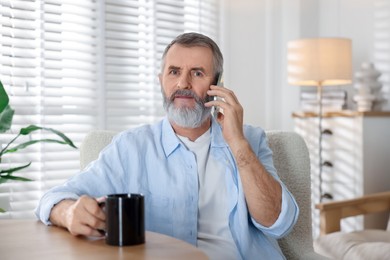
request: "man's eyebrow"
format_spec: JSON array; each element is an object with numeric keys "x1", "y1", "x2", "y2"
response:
[
  {"x1": 191, "y1": 67, "x2": 206, "y2": 72},
  {"x1": 167, "y1": 65, "x2": 206, "y2": 72},
  {"x1": 167, "y1": 65, "x2": 180, "y2": 70}
]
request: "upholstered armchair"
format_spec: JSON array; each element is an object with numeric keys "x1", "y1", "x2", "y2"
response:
[
  {"x1": 80, "y1": 130, "x2": 324, "y2": 259},
  {"x1": 314, "y1": 191, "x2": 390, "y2": 259},
  {"x1": 266, "y1": 131, "x2": 326, "y2": 259}
]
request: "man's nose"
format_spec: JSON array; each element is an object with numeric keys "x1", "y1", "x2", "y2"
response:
[{"x1": 177, "y1": 74, "x2": 191, "y2": 89}]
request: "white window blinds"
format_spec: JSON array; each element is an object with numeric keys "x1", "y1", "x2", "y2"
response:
[
  {"x1": 104, "y1": 0, "x2": 221, "y2": 131},
  {"x1": 0, "y1": 0, "x2": 99, "y2": 218},
  {"x1": 105, "y1": 0, "x2": 159, "y2": 131},
  {"x1": 0, "y1": 0, "x2": 220, "y2": 218}
]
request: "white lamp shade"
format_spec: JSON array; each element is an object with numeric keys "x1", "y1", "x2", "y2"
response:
[{"x1": 287, "y1": 38, "x2": 352, "y2": 86}]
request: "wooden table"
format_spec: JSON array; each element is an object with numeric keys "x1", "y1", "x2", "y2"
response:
[{"x1": 0, "y1": 220, "x2": 208, "y2": 260}]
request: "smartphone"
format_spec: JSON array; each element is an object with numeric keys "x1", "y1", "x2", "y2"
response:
[{"x1": 212, "y1": 72, "x2": 224, "y2": 118}]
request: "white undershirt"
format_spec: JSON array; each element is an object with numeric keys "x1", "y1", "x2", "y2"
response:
[{"x1": 178, "y1": 130, "x2": 239, "y2": 260}]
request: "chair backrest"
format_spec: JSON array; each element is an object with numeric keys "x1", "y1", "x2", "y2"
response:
[
  {"x1": 80, "y1": 130, "x2": 319, "y2": 259},
  {"x1": 266, "y1": 131, "x2": 319, "y2": 259},
  {"x1": 80, "y1": 130, "x2": 116, "y2": 170}
]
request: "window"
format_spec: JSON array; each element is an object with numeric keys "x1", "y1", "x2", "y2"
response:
[
  {"x1": 0, "y1": 0, "x2": 220, "y2": 218},
  {"x1": 105, "y1": 0, "x2": 221, "y2": 131},
  {"x1": 374, "y1": 0, "x2": 390, "y2": 106}
]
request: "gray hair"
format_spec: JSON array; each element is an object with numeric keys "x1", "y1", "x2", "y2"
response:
[{"x1": 160, "y1": 32, "x2": 223, "y2": 80}]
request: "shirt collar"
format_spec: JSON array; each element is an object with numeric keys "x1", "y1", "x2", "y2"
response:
[
  {"x1": 161, "y1": 117, "x2": 180, "y2": 157},
  {"x1": 161, "y1": 116, "x2": 228, "y2": 157},
  {"x1": 210, "y1": 116, "x2": 228, "y2": 148}
]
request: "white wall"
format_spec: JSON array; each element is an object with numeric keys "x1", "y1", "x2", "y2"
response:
[
  {"x1": 221, "y1": 0, "x2": 383, "y2": 130},
  {"x1": 221, "y1": 0, "x2": 270, "y2": 129},
  {"x1": 318, "y1": 0, "x2": 378, "y2": 110}
]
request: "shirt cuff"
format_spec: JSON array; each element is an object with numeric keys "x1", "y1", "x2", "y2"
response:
[
  {"x1": 251, "y1": 183, "x2": 299, "y2": 238},
  {"x1": 35, "y1": 192, "x2": 80, "y2": 225}
]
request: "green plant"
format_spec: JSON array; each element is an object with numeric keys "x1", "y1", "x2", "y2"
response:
[{"x1": 0, "y1": 80, "x2": 76, "y2": 212}]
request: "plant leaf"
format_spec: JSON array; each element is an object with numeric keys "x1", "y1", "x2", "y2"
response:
[
  {"x1": 0, "y1": 175, "x2": 32, "y2": 182},
  {"x1": 0, "y1": 105, "x2": 14, "y2": 133},
  {"x1": 0, "y1": 80, "x2": 9, "y2": 113},
  {"x1": 0, "y1": 162, "x2": 33, "y2": 184},
  {"x1": 19, "y1": 125, "x2": 77, "y2": 148},
  {"x1": 19, "y1": 125, "x2": 41, "y2": 135},
  {"x1": 0, "y1": 208, "x2": 5, "y2": 213},
  {"x1": 0, "y1": 162, "x2": 31, "y2": 174},
  {"x1": 3, "y1": 139, "x2": 74, "y2": 154}
]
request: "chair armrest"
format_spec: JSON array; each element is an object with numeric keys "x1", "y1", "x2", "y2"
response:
[{"x1": 315, "y1": 191, "x2": 390, "y2": 235}]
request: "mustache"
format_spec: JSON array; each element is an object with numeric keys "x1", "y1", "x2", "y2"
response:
[{"x1": 169, "y1": 89, "x2": 207, "y2": 103}]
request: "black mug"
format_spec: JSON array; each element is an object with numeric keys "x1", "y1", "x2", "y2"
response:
[{"x1": 101, "y1": 193, "x2": 145, "y2": 246}]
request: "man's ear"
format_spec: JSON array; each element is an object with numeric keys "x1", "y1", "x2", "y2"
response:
[{"x1": 158, "y1": 73, "x2": 162, "y2": 85}]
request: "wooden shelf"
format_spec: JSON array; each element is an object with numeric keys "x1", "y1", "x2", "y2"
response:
[
  {"x1": 293, "y1": 112, "x2": 390, "y2": 237},
  {"x1": 292, "y1": 110, "x2": 390, "y2": 118}
]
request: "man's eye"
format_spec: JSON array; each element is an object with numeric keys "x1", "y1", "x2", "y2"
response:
[
  {"x1": 193, "y1": 70, "x2": 203, "y2": 77},
  {"x1": 169, "y1": 70, "x2": 178, "y2": 75}
]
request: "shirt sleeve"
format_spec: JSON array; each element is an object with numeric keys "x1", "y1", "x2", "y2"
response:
[
  {"x1": 246, "y1": 127, "x2": 299, "y2": 238},
  {"x1": 35, "y1": 191, "x2": 80, "y2": 225},
  {"x1": 251, "y1": 182, "x2": 299, "y2": 238},
  {"x1": 34, "y1": 132, "x2": 129, "y2": 225}
]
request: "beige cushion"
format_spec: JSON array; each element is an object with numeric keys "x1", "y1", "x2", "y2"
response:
[{"x1": 314, "y1": 229, "x2": 390, "y2": 260}]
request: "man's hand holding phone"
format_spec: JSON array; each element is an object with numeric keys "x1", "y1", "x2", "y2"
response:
[{"x1": 205, "y1": 83, "x2": 245, "y2": 146}]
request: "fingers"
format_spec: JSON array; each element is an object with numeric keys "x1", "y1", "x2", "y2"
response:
[
  {"x1": 207, "y1": 85, "x2": 239, "y2": 106},
  {"x1": 96, "y1": 196, "x2": 106, "y2": 204},
  {"x1": 66, "y1": 195, "x2": 106, "y2": 237},
  {"x1": 70, "y1": 222, "x2": 104, "y2": 237},
  {"x1": 206, "y1": 85, "x2": 245, "y2": 143},
  {"x1": 84, "y1": 196, "x2": 106, "y2": 222},
  {"x1": 206, "y1": 85, "x2": 243, "y2": 119}
]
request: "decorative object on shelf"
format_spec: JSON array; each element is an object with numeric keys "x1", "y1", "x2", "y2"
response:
[
  {"x1": 287, "y1": 38, "x2": 352, "y2": 203},
  {"x1": 0, "y1": 80, "x2": 77, "y2": 213},
  {"x1": 353, "y1": 62, "x2": 384, "y2": 111}
]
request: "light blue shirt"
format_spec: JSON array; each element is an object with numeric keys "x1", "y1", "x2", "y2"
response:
[{"x1": 35, "y1": 117, "x2": 299, "y2": 259}]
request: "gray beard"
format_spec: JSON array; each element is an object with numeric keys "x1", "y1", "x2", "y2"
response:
[{"x1": 162, "y1": 89, "x2": 212, "y2": 128}]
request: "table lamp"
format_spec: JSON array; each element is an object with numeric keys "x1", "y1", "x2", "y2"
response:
[{"x1": 287, "y1": 38, "x2": 352, "y2": 202}]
